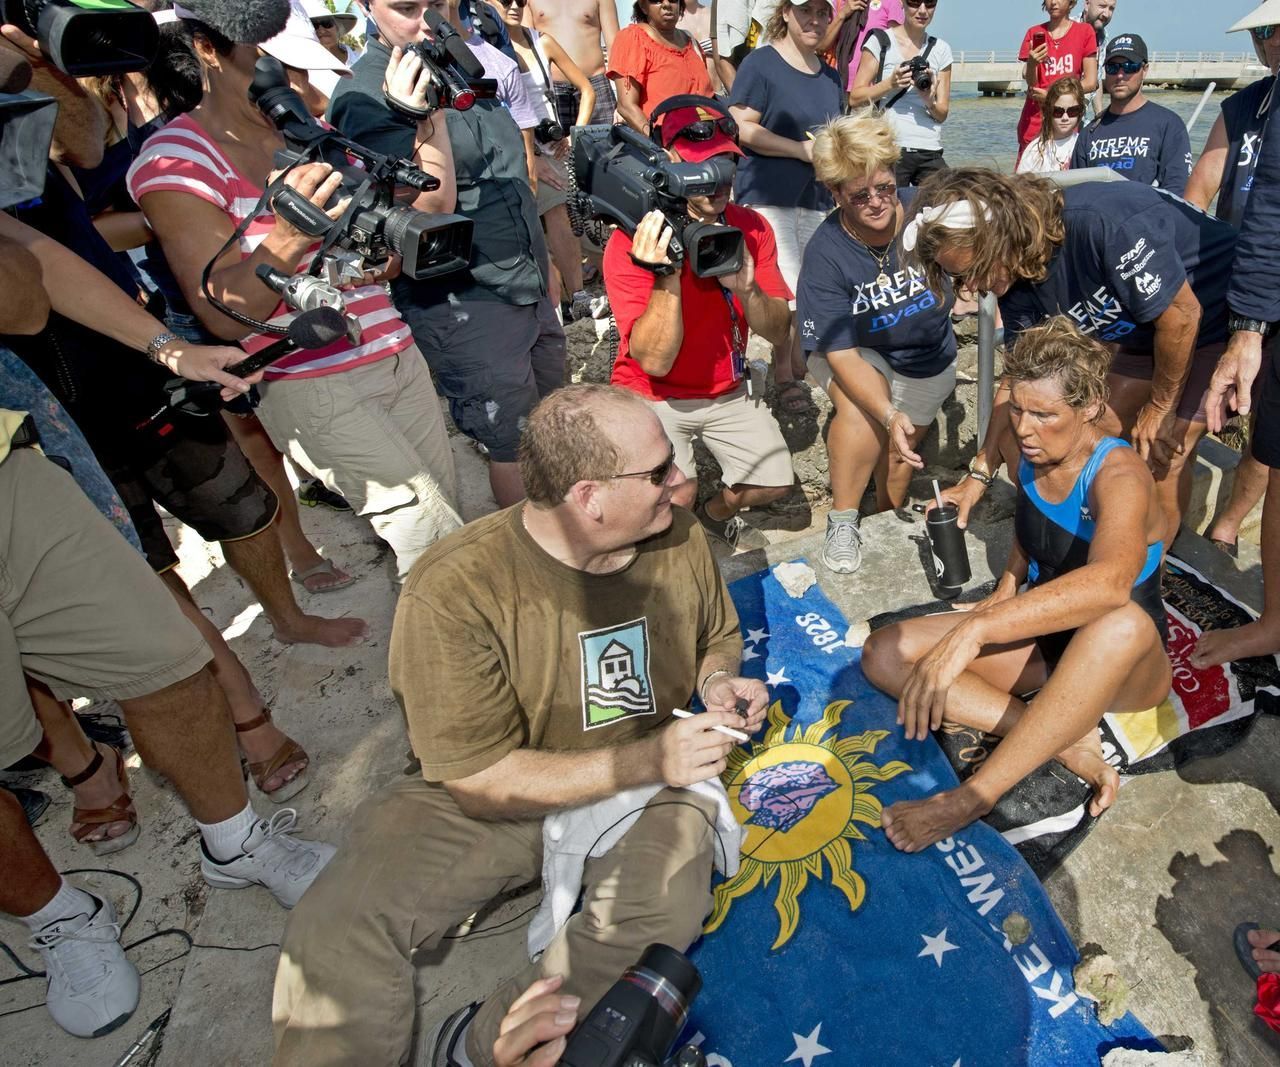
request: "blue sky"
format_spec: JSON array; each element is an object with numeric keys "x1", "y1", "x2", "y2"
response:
[{"x1": 633, "y1": 1, "x2": 1264, "y2": 56}]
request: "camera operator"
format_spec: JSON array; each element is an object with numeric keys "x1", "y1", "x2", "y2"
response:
[
  {"x1": 128, "y1": 1, "x2": 463, "y2": 583},
  {"x1": 847, "y1": 0, "x2": 953, "y2": 187},
  {"x1": 604, "y1": 101, "x2": 795, "y2": 552},
  {"x1": 273, "y1": 384, "x2": 766, "y2": 1067},
  {"x1": 331, "y1": 0, "x2": 566, "y2": 507}
]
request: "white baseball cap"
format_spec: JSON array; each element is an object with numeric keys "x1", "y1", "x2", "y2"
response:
[{"x1": 260, "y1": 0, "x2": 352, "y2": 75}]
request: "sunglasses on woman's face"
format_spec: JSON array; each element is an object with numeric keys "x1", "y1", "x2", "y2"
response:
[
  {"x1": 1253, "y1": 24, "x2": 1278, "y2": 40},
  {"x1": 1104, "y1": 59, "x2": 1143, "y2": 76},
  {"x1": 313, "y1": 17, "x2": 336, "y2": 28},
  {"x1": 848, "y1": 180, "x2": 897, "y2": 207},
  {"x1": 1052, "y1": 104, "x2": 1084, "y2": 117},
  {"x1": 904, "y1": 0, "x2": 938, "y2": 7}
]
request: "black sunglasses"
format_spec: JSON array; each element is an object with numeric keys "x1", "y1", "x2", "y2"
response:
[
  {"x1": 904, "y1": 0, "x2": 939, "y2": 7},
  {"x1": 1104, "y1": 59, "x2": 1143, "y2": 75},
  {"x1": 313, "y1": 17, "x2": 336, "y2": 28},
  {"x1": 1253, "y1": 24, "x2": 1277, "y2": 40},
  {"x1": 608, "y1": 446, "x2": 676, "y2": 487},
  {"x1": 1052, "y1": 104, "x2": 1084, "y2": 117}
]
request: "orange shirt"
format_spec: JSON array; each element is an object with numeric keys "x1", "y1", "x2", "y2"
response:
[{"x1": 606, "y1": 24, "x2": 714, "y2": 120}]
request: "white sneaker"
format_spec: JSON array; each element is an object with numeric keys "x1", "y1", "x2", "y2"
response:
[
  {"x1": 200, "y1": 808, "x2": 335, "y2": 909},
  {"x1": 822, "y1": 515, "x2": 863, "y2": 574},
  {"x1": 31, "y1": 893, "x2": 139, "y2": 1038}
]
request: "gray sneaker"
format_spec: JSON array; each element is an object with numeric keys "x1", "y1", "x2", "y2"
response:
[
  {"x1": 822, "y1": 515, "x2": 863, "y2": 574},
  {"x1": 200, "y1": 808, "x2": 335, "y2": 909},
  {"x1": 696, "y1": 503, "x2": 769, "y2": 552}
]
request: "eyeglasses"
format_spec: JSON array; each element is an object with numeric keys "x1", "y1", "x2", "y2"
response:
[
  {"x1": 848, "y1": 180, "x2": 897, "y2": 207},
  {"x1": 313, "y1": 17, "x2": 336, "y2": 29},
  {"x1": 904, "y1": 0, "x2": 938, "y2": 8},
  {"x1": 1104, "y1": 59, "x2": 1143, "y2": 75},
  {"x1": 1052, "y1": 104, "x2": 1084, "y2": 117},
  {"x1": 1253, "y1": 25, "x2": 1278, "y2": 40},
  {"x1": 608, "y1": 447, "x2": 676, "y2": 487}
]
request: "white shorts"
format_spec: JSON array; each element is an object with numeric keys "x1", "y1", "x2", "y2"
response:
[
  {"x1": 651, "y1": 386, "x2": 794, "y2": 489},
  {"x1": 808, "y1": 348, "x2": 957, "y2": 428},
  {"x1": 743, "y1": 204, "x2": 826, "y2": 299}
]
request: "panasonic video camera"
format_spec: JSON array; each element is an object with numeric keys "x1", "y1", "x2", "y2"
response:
[
  {"x1": 557, "y1": 945, "x2": 707, "y2": 1067},
  {"x1": 568, "y1": 96, "x2": 744, "y2": 279},
  {"x1": 0, "y1": 0, "x2": 158, "y2": 76},
  {"x1": 249, "y1": 56, "x2": 473, "y2": 282}
]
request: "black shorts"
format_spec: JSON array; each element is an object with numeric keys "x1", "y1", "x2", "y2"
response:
[
  {"x1": 895, "y1": 148, "x2": 947, "y2": 188},
  {"x1": 1253, "y1": 349, "x2": 1280, "y2": 468},
  {"x1": 102, "y1": 411, "x2": 278, "y2": 573}
]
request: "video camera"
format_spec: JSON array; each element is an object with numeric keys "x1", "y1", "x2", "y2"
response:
[
  {"x1": 390, "y1": 8, "x2": 498, "y2": 116},
  {"x1": 558, "y1": 944, "x2": 707, "y2": 1067},
  {"x1": 247, "y1": 56, "x2": 473, "y2": 284},
  {"x1": 0, "y1": 88, "x2": 56, "y2": 210},
  {"x1": 568, "y1": 97, "x2": 744, "y2": 279},
  {"x1": 0, "y1": 0, "x2": 158, "y2": 76}
]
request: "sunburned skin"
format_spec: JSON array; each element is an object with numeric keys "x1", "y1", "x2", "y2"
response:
[{"x1": 525, "y1": 0, "x2": 618, "y2": 79}]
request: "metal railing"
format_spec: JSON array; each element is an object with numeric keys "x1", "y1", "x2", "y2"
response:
[{"x1": 952, "y1": 50, "x2": 1259, "y2": 66}]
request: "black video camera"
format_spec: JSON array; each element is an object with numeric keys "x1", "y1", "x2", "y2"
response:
[
  {"x1": 907, "y1": 55, "x2": 933, "y2": 92},
  {"x1": 0, "y1": 89, "x2": 57, "y2": 210},
  {"x1": 248, "y1": 56, "x2": 473, "y2": 282},
  {"x1": 394, "y1": 8, "x2": 498, "y2": 116},
  {"x1": 558, "y1": 945, "x2": 707, "y2": 1067},
  {"x1": 568, "y1": 96, "x2": 744, "y2": 279},
  {"x1": 0, "y1": 0, "x2": 158, "y2": 76}
]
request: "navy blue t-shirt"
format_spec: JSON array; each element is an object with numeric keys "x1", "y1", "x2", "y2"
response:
[
  {"x1": 999, "y1": 182, "x2": 1237, "y2": 353},
  {"x1": 1217, "y1": 76, "x2": 1273, "y2": 229},
  {"x1": 796, "y1": 190, "x2": 957, "y2": 377},
  {"x1": 1071, "y1": 101, "x2": 1192, "y2": 195},
  {"x1": 729, "y1": 45, "x2": 843, "y2": 211}
]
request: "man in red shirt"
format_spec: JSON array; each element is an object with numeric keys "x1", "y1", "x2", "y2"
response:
[{"x1": 605, "y1": 102, "x2": 795, "y2": 550}]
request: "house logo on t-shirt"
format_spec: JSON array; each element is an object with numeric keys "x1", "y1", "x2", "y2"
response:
[{"x1": 578, "y1": 618, "x2": 656, "y2": 729}]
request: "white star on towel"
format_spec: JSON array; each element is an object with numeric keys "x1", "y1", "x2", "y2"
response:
[
  {"x1": 745, "y1": 627, "x2": 770, "y2": 644},
  {"x1": 741, "y1": 645, "x2": 761, "y2": 661},
  {"x1": 784, "y1": 1023, "x2": 831, "y2": 1067},
  {"x1": 918, "y1": 928, "x2": 959, "y2": 967},
  {"x1": 766, "y1": 667, "x2": 791, "y2": 686}
]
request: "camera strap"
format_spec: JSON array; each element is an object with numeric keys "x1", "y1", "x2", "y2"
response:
[
  {"x1": 878, "y1": 34, "x2": 936, "y2": 113},
  {"x1": 522, "y1": 28, "x2": 560, "y2": 122}
]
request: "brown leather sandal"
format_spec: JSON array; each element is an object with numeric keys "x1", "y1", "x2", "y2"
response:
[
  {"x1": 60, "y1": 743, "x2": 140, "y2": 856},
  {"x1": 234, "y1": 708, "x2": 310, "y2": 803}
]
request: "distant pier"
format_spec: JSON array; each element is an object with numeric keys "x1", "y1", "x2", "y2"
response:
[{"x1": 951, "y1": 51, "x2": 1269, "y2": 96}]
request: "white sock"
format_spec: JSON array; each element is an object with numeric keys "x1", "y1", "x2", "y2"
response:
[
  {"x1": 197, "y1": 802, "x2": 259, "y2": 862},
  {"x1": 829, "y1": 507, "x2": 860, "y2": 525},
  {"x1": 21, "y1": 878, "x2": 97, "y2": 932}
]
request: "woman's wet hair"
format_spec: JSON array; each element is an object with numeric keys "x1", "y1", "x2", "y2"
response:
[
  {"x1": 1003, "y1": 315, "x2": 1111, "y2": 417},
  {"x1": 905, "y1": 167, "x2": 1065, "y2": 296},
  {"x1": 812, "y1": 110, "x2": 901, "y2": 187}
]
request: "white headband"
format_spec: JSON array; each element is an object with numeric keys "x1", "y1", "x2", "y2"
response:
[
  {"x1": 171, "y1": 3, "x2": 198, "y2": 19},
  {"x1": 900, "y1": 201, "x2": 990, "y2": 252},
  {"x1": 152, "y1": 8, "x2": 179, "y2": 24}
]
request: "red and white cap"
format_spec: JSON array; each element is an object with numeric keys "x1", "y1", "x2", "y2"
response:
[
  {"x1": 656, "y1": 105, "x2": 745, "y2": 164},
  {"x1": 260, "y1": 0, "x2": 351, "y2": 76}
]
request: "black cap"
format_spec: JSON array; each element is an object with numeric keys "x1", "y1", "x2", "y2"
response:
[{"x1": 1105, "y1": 33, "x2": 1149, "y2": 65}]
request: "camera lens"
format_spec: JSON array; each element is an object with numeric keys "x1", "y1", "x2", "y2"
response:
[{"x1": 620, "y1": 944, "x2": 701, "y2": 1032}]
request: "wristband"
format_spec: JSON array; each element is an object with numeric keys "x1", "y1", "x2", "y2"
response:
[
  {"x1": 884, "y1": 406, "x2": 901, "y2": 430},
  {"x1": 629, "y1": 252, "x2": 678, "y2": 277},
  {"x1": 699, "y1": 669, "x2": 732, "y2": 705}
]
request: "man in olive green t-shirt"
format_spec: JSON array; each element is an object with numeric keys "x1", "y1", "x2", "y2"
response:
[{"x1": 274, "y1": 384, "x2": 768, "y2": 1067}]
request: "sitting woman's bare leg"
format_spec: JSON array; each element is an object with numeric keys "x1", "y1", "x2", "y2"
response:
[{"x1": 879, "y1": 601, "x2": 1171, "y2": 852}]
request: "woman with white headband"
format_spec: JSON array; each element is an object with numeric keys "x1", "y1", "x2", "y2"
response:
[
  {"x1": 903, "y1": 166, "x2": 1248, "y2": 550},
  {"x1": 795, "y1": 110, "x2": 956, "y2": 575}
]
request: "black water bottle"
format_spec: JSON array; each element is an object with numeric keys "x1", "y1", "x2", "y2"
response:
[{"x1": 926, "y1": 503, "x2": 970, "y2": 598}]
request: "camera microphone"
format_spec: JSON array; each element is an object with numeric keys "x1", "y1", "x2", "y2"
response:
[
  {"x1": 225, "y1": 306, "x2": 350, "y2": 379},
  {"x1": 423, "y1": 9, "x2": 486, "y2": 80}
]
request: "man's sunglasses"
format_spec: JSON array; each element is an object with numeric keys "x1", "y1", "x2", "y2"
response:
[
  {"x1": 1104, "y1": 59, "x2": 1143, "y2": 76},
  {"x1": 1052, "y1": 104, "x2": 1084, "y2": 117},
  {"x1": 313, "y1": 17, "x2": 336, "y2": 29},
  {"x1": 1253, "y1": 25, "x2": 1278, "y2": 41},
  {"x1": 848, "y1": 180, "x2": 897, "y2": 207},
  {"x1": 608, "y1": 447, "x2": 676, "y2": 487},
  {"x1": 904, "y1": 0, "x2": 939, "y2": 8},
  {"x1": 504, "y1": 0, "x2": 528, "y2": 7}
]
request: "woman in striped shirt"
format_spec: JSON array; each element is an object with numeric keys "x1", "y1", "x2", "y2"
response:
[{"x1": 128, "y1": 11, "x2": 462, "y2": 582}]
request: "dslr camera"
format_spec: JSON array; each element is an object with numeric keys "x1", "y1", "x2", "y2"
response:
[
  {"x1": 907, "y1": 54, "x2": 933, "y2": 92},
  {"x1": 568, "y1": 96, "x2": 744, "y2": 279},
  {"x1": 248, "y1": 56, "x2": 473, "y2": 282},
  {"x1": 535, "y1": 116, "x2": 567, "y2": 145},
  {"x1": 0, "y1": 0, "x2": 157, "y2": 76},
  {"x1": 558, "y1": 944, "x2": 707, "y2": 1067}
]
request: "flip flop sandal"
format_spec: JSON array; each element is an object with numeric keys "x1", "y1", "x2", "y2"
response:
[
  {"x1": 62, "y1": 743, "x2": 140, "y2": 856},
  {"x1": 290, "y1": 558, "x2": 357, "y2": 595},
  {"x1": 1210, "y1": 538, "x2": 1240, "y2": 559},
  {"x1": 235, "y1": 708, "x2": 310, "y2": 803},
  {"x1": 1235, "y1": 922, "x2": 1280, "y2": 981}
]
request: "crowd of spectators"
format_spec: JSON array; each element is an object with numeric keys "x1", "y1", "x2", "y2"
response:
[{"x1": 3, "y1": 0, "x2": 1280, "y2": 1061}]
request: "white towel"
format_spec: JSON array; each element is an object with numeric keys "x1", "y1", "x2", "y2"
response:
[{"x1": 527, "y1": 780, "x2": 742, "y2": 958}]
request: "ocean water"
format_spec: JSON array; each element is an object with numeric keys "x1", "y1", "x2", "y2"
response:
[{"x1": 941, "y1": 86, "x2": 1234, "y2": 170}]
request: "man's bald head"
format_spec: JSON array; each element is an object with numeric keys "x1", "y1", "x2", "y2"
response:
[{"x1": 1083, "y1": 0, "x2": 1116, "y2": 32}]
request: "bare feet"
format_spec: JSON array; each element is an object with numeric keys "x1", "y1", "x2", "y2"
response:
[
  {"x1": 882, "y1": 784, "x2": 988, "y2": 853},
  {"x1": 271, "y1": 612, "x2": 368, "y2": 647},
  {"x1": 235, "y1": 715, "x2": 308, "y2": 795},
  {"x1": 1189, "y1": 619, "x2": 1280, "y2": 670},
  {"x1": 1055, "y1": 729, "x2": 1120, "y2": 817},
  {"x1": 1250, "y1": 928, "x2": 1280, "y2": 974}
]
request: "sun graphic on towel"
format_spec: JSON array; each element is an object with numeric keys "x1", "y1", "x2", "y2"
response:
[{"x1": 705, "y1": 699, "x2": 910, "y2": 950}]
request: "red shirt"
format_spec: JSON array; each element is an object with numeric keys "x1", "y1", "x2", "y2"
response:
[
  {"x1": 606, "y1": 24, "x2": 714, "y2": 119},
  {"x1": 1016, "y1": 20, "x2": 1097, "y2": 150},
  {"x1": 605, "y1": 204, "x2": 791, "y2": 401}
]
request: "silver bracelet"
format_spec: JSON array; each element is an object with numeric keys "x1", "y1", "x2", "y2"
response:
[
  {"x1": 884, "y1": 406, "x2": 901, "y2": 430},
  {"x1": 699, "y1": 669, "x2": 732, "y2": 705},
  {"x1": 145, "y1": 332, "x2": 179, "y2": 365}
]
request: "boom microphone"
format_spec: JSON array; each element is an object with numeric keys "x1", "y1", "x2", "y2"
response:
[
  {"x1": 227, "y1": 306, "x2": 350, "y2": 378},
  {"x1": 172, "y1": 0, "x2": 291, "y2": 44},
  {"x1": 423, "y1": 9, "x2": 486, "y2": 80}
]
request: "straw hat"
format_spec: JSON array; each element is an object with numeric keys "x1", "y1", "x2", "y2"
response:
[{"x1": 1228, "y1": 0, "x2": 1280, "y2": 32}]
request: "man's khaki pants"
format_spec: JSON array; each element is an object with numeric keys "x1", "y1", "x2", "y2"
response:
[{"x1": 272, "y1": 777, "x2": 718, "y2": 1066}]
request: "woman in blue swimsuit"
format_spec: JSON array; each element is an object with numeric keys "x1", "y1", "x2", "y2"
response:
[{"x1": 862, "y1": 316, "x2": 1173, "y2": 852}]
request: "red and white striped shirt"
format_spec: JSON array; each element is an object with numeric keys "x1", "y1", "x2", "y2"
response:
[{"x1": 127, "y1": 115, "x2": 414, "y2": 381}]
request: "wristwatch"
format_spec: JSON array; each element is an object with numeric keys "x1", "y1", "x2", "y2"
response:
[
  {"x1": 966, "y1": 457, "x2": 995, "y2": 487},
  {"x1": 1227, "y1": 314, "x2": 1272, "y2": 339},
  {"x1": 145, "y1": 332, "x2": 179, "y2": 364}
]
